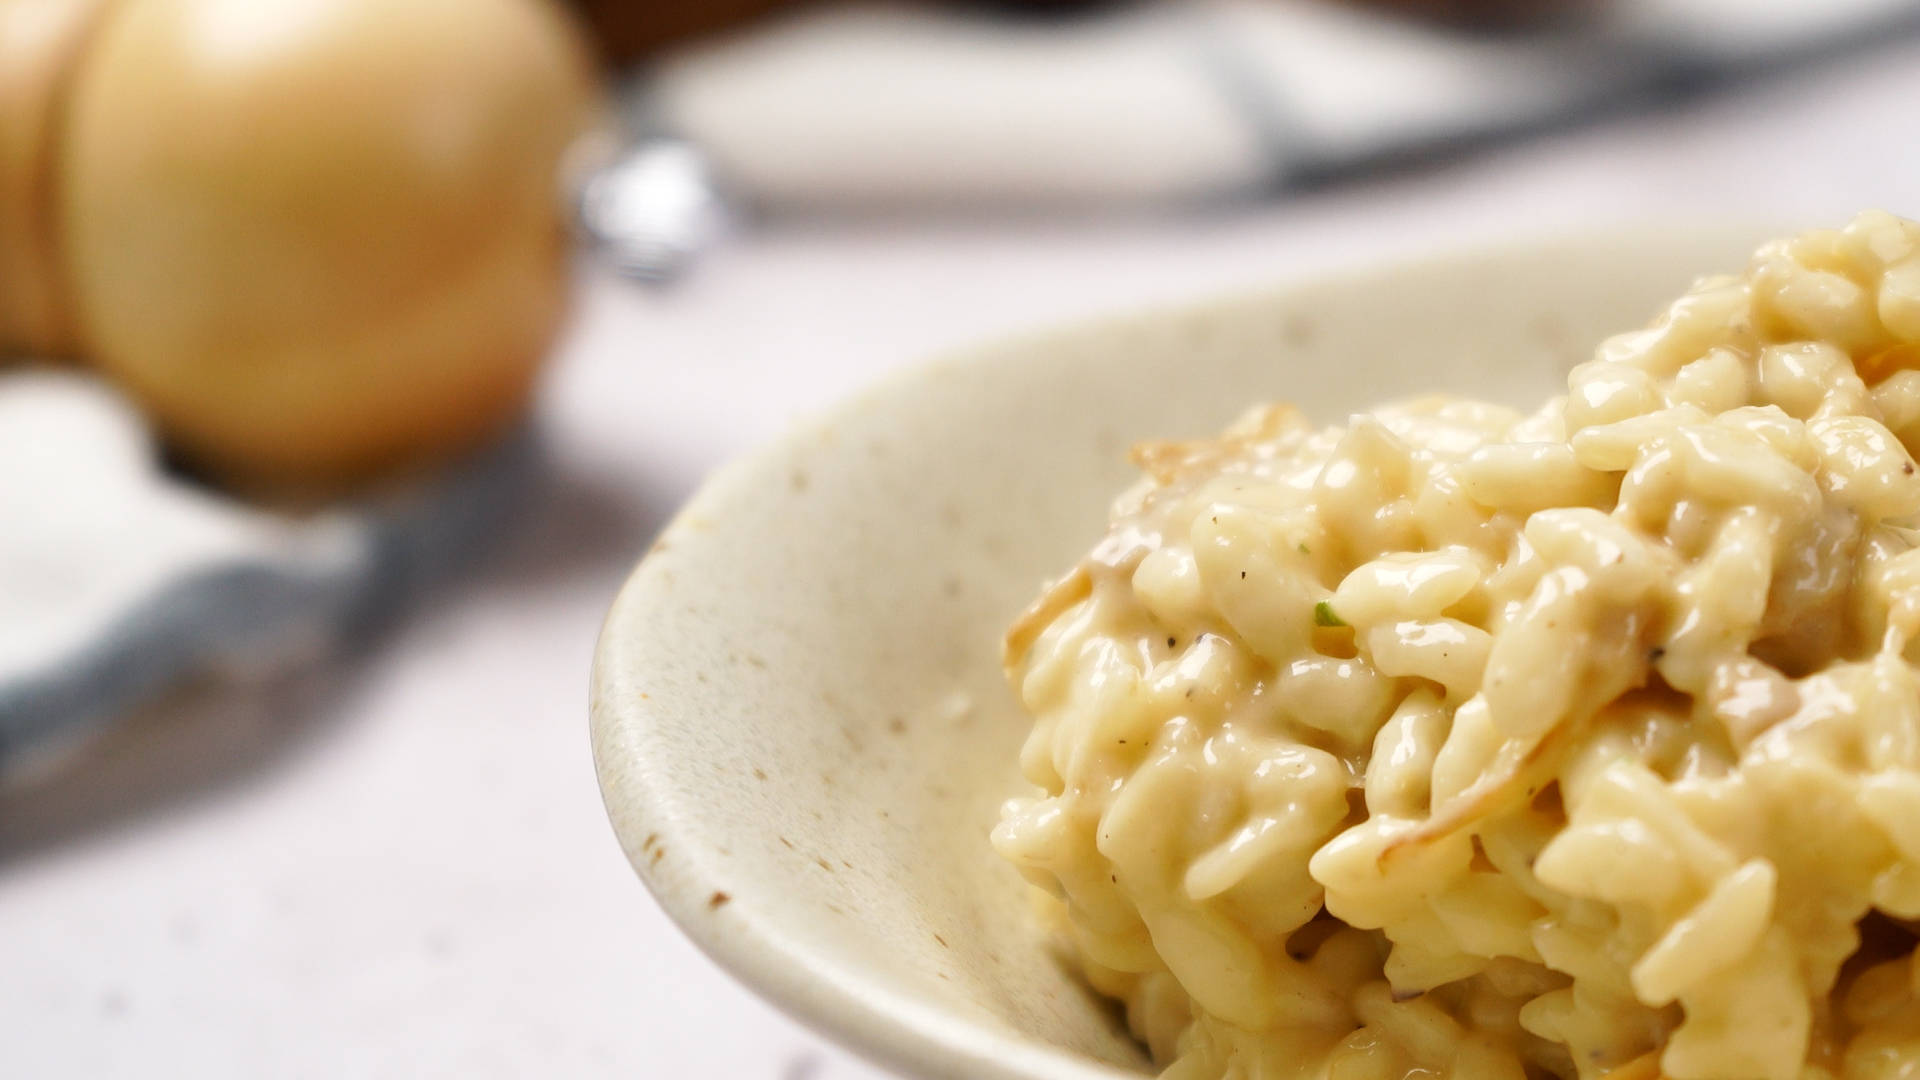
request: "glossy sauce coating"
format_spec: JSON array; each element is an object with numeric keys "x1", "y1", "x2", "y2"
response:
[{"x1": 996, "y1": 213, "x2": 1920, "y2": 1080}]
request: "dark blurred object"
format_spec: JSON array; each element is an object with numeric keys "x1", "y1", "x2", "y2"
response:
[
  {"x1": 567, "y1": 0, "x2": 1104, "y2": 64},
  {"x1": 0, "y1": 0, "x2": 603, "y2": 493},
  {"x1": 569, "y1": 0, "x2": 807, "y2": 63},
  {"x1": 1356, "y1": 0, "x2": 1601, "y2": 25}
]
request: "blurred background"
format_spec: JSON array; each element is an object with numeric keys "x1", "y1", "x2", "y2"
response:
[{"x1": 3, "y1": 0, "x2": 1919, "y2": 1076}]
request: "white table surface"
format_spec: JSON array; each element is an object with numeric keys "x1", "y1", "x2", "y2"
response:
[{"x1": 5, "y1": 37, "x2": 1920, "y2": 1080}]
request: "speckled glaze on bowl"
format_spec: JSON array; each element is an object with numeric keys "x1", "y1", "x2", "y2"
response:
[{"x1": 590, "y1": 226, "x2": 1775, "y2": 1080}]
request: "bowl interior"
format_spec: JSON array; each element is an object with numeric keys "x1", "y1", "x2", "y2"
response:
[{"x1": 591, "y1": 226, "x2": 1775, "y2": 1080}]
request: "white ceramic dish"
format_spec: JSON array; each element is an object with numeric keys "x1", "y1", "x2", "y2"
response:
[{"x1": 591, "y1": 226, "x2": 1776, "y2": 1080}]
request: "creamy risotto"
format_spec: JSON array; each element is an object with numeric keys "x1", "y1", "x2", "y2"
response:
[{"x1": 992, "y1": 213, "x2": 1920, "y2": 1080}]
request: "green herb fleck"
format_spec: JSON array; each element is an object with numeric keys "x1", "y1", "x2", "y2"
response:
[
  {"x1": 1313, "y1": 601, "x2": 1347, "y2": 628},
  {"x1": 1297, "y1": 542, "x2": 1311, "y2": 555}
]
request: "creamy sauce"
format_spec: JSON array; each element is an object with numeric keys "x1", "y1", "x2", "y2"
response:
[{"x1": 994, "y1": 213, "x2": 1920, "y2": 1080}]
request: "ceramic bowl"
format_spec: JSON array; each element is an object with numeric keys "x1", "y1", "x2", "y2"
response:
[{"x1": 590, "y1": 226, "x2": 1772, "y2": 1079}]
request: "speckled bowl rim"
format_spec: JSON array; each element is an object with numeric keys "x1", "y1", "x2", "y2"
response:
[
  {"x1": 590, "y1": 223, "x2": 1777, "y2": 1080},
  {"x1": 590, "y1": 367, "x2": 1147, "y2": 1080}
]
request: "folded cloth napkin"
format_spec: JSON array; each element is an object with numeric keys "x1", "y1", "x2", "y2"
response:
[
  {"x1": 629, "y1": 0, "x2": 1920, "y2": 210},
  {"x1": 0, "y1": 371, "x2": 529, "y2": 771}
]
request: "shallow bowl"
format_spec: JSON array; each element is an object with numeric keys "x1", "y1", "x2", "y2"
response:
[{"x1": 591, "y1": 226, "x2": 1772, "y2": 1079}]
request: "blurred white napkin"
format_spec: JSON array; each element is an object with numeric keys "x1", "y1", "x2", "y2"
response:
[
  {"x1": 0, "y1": 371, "x2": 528, "y2": 769},
  {"x1": 638, "y1": 0, "x2": 1920, "y2": 210}
]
